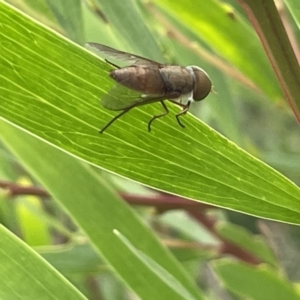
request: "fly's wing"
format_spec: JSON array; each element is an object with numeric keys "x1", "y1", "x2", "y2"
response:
[
  {"x1": 86, "y1": 43, "x2": 162, "y2": 66},
  {"x1": 101, "y1": 84, "x2": 165, "y2": 111}
]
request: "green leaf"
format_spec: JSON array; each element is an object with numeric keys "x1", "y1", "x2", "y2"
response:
[
  {"x1": 94, "y1": 0, "x2": 163, "y2": 59},
  {"x1": 1, "y1": 1, "x2": 300, "y2": 225},
  {"x1": 0, "y1": 120, "x2": 204, "y2": 300},
  {"x1": 38, "y1": 244, "x2": 104, "y2": 274},
  {"x1": 114, "y1": 229, "x2": 199, "y2": 300},
  {"x1": 213, "y1": 259, "x2": 300, "y2": 300},
  {"x1": 15, "y1": 194, "x2": 51, "y2": 246},
  {"x1": 45, "y1": 0, "x2": 84, "y2": 44},
  {"x1": 0, "y1": 224, "x2": 87, "y2": 300},
  {"x1": 282, "y1": 0, "x2": 300, "y2": 30}
]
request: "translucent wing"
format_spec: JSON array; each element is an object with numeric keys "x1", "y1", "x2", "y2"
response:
[
  {"x1": 86, "y1": 43, "x2": 162, "y2": 66},
  {"x1": 101, "y1": 84, "x2": 165, "y2": 111}
]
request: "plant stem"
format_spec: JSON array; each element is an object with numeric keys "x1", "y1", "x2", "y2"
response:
[{"x1": 238, "y1": 0, "x2": 300, "y2": 123}]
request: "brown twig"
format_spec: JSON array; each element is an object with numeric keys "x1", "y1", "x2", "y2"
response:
[
  {"x1": 0, "y1": 180, "x2": 261, "y2": 264},
  {"x1": 121, "y1": 192, "x2": 210, "y2": 211},
  {"x1": 0, "y1": 180, "x2": 49, "y2": 197},
  {"x1": 189, "y1": 211, "x2": 261, "y2": 264},
  {"x1": 0, "y1": 180, "x2": 209, "y2": 210}
]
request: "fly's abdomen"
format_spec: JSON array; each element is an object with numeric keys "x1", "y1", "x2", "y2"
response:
[{"x1": 110, "y1": 66, "x2": 164, "y2": 94}]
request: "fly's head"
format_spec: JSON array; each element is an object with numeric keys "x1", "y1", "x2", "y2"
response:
[{"x1": 187, "y1": 66, "x2": 212, "y2": 101}]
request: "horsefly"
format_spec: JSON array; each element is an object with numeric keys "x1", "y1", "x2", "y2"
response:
[{"x1": 87, "y1": 43, "x2": 212, "y2": 133}]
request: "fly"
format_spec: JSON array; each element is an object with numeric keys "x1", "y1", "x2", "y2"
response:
[{"x1": 87, "y1": 43, "x2": 212, "y2": 133}]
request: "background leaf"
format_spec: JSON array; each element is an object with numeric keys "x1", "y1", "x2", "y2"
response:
[
  {"x1": 0, "y1": 119, "x2": 204, "y2": 300},
  {"x1": 152, "y1": 0, "x2": 282, "y2": 100},
  {"x1": 213, "y1": 259, "x2": 300, "y2": 300},
  {"x1": 93, "y1": 0, "x2": 163, "y2": 59},
  {"x1": 285, "y1": 0, "x2": 300, "y2": 29},
  {"x1": 0, "y1": 224, "x2": 87, "y2": 300},
  {"x1": 45, "y1": 0, "x2": 84, "y2": 44}
]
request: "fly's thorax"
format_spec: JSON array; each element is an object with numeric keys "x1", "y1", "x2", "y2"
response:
[
  {"x1": 110, "y1": 66, "x2": 164, "y2": 94},
  {"x1": 159, "y1": 66, "x2": 194, "y2": 95},
  {"x1": 186, "y1": 66, "x2": 212, "y2": 101}
]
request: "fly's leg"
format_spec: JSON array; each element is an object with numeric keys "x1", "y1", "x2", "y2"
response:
[
  {"x1": 100, "y1": 107, "x2": 133, "y2": 134},
  {"x1": 105, "y1": 59, "x2": 120, "y2": 69},
  {"x1": 100, "y1": 92, "x2": 181, "y2": 134},
  {"x1": 147, "y1": 101, "x2": 169, "y2": 132},
  {"x1": 175, "y1": 101, "x2": 191, "y2": 128}
]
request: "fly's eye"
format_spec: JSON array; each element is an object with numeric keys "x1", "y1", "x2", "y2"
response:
[{"x1": 192, "y1": 68, "x2": 212, "y2": 101}]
